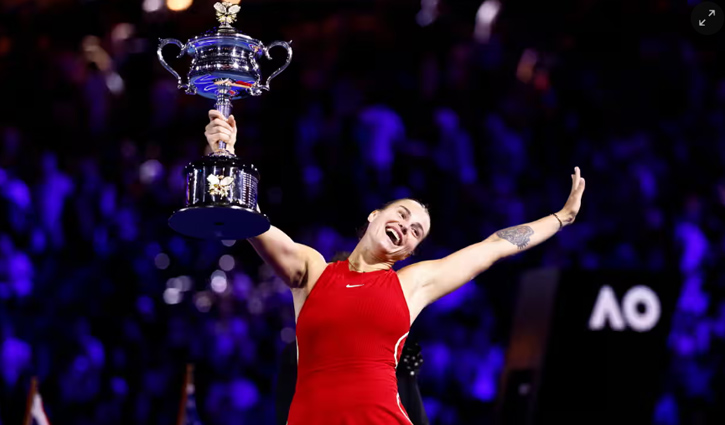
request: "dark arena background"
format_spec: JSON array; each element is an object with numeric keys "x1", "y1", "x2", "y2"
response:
[{"x1": 1, "y1": 0, "x2": 724, "y2": 424}]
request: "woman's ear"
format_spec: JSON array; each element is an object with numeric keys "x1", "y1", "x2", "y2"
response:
[{"x1": 367, "y1": 210, "x2": 379, "y2": 223}]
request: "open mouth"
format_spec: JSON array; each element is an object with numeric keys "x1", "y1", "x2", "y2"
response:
[{"x1": 385, "y1": 226, "x2": 402, "y2": 246}]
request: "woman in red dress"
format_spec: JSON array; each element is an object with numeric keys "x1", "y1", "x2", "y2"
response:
[{"x1": 205, "y1": 110, "x2": 587, "y2": 424}]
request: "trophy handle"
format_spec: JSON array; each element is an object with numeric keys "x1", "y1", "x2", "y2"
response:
[
  {"x1": 258, "y1": 41, "x2": 293, "y2": 92},
  {"x1": 157, "y1": 38, "x2": 193, "y2": 93}
]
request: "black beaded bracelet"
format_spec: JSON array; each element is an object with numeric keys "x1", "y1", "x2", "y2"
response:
[{"x1": 552, "y1": 213, "x2": 564, "y2": 230}]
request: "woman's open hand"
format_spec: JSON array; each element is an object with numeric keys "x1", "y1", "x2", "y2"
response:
[{"x1": 557, "y1": 166, "x2": 586, "y2": 226}]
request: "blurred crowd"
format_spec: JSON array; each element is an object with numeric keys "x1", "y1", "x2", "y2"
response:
[{"x1": 1, "y1": 0, "x2": 724, "y2": 424}]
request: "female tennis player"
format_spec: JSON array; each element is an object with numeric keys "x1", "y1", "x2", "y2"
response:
[{"x1": 205, "y1": 110, "x2": 586, "y2": 424}]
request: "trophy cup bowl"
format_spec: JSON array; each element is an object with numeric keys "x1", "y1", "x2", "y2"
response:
[{"x1": 158, "y1": 1, "x2": 292, "y2": 240}]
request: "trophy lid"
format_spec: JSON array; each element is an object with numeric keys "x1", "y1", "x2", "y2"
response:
[{"x1": 187, "y1": 1, "x2": 262, "y2": 51}]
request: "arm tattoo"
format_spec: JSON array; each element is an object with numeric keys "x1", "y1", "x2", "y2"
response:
[{"x1": 496, "y1": 226, "x2": 534, "y2": 250}]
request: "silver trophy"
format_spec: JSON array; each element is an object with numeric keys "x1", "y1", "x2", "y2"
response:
[{"x1": 158, "y1": 1, "x2": 292, "y2": 239}]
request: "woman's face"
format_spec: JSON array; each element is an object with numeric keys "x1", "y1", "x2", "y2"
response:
[{"x1": 363, "y1": 199, "x2": 431, "y2": 262}]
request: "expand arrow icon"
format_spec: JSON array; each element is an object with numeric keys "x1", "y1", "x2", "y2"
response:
[
  {"x1": 700, "y1": 19, "x2": 707, "y2": 26},
  {"x1": 710, "y1": 9, "x2": 716, "y2": 16}
]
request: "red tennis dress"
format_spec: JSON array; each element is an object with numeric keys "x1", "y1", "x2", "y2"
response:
[{"x1": 288, "y1": 259, "x2": 413, "y2": 425}]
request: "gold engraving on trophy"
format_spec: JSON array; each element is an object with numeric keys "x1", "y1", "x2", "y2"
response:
[{"x1": 207, "y1": 174, "x2": 234, "y2": 198}]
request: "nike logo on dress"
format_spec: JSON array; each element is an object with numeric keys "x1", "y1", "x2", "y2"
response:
[{"x1": 346, "y1": 284, "x2": 364, "y2": 288}]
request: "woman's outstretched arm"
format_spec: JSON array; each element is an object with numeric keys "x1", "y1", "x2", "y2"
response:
[
  {"x1": 205, "y1": 110, "x2": 326, "y2": 289},
  {"x1": 400, "y1": 167, "x2": 586, "y2": 308}
]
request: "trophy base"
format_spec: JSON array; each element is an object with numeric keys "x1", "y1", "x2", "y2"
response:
[{"x1": 168, "y1": 205, "x2": 270, "y2": 240}]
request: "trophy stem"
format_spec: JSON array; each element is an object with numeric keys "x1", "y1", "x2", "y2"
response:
[{"x1": 213, "y1": 79, "x2": 234, "y2": 155}]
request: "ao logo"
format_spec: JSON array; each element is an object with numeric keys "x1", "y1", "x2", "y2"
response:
[{"x1": 588, "y1": 285, "x2": 661, "y2": 332}]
